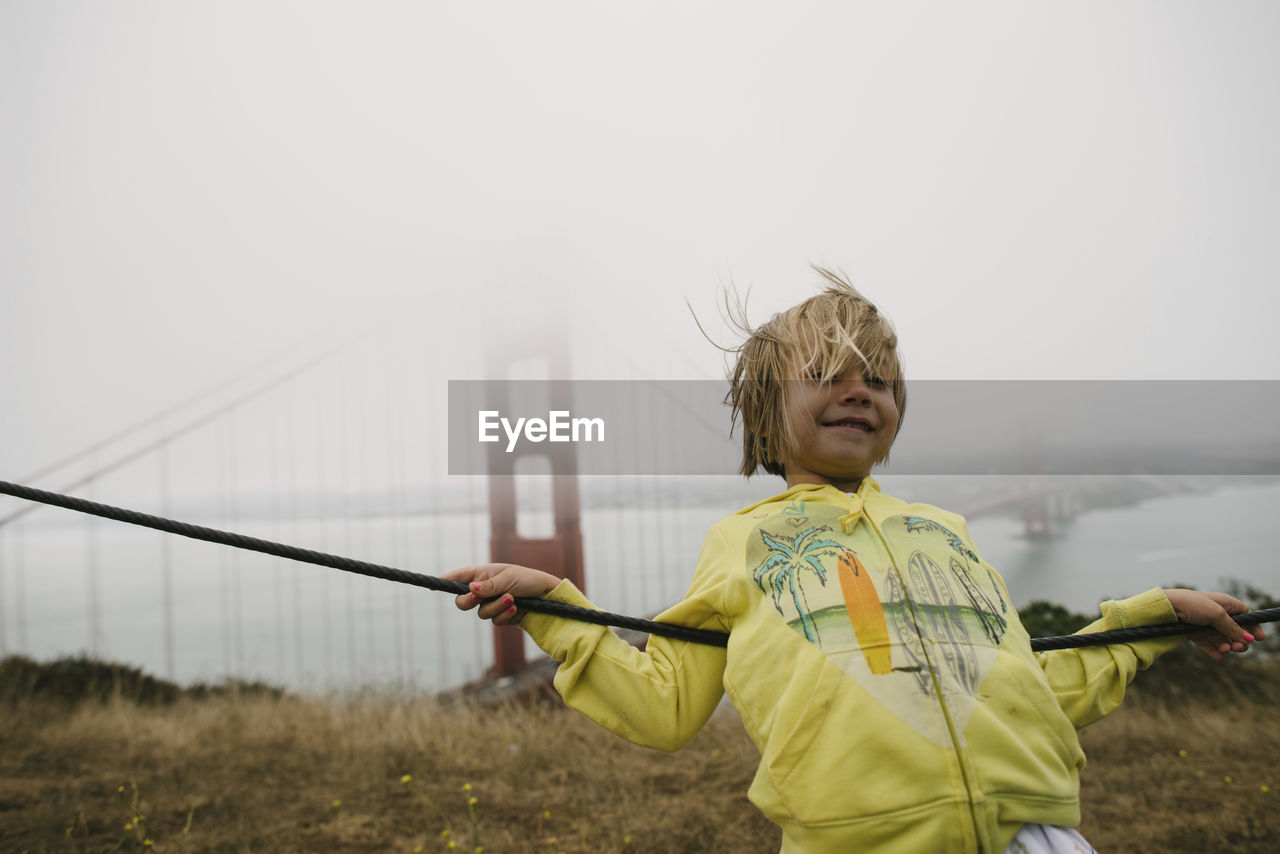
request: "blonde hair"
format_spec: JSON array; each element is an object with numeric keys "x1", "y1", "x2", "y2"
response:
[{"x1": 724, "y1": 267, "x2": 906, "y2": 478}]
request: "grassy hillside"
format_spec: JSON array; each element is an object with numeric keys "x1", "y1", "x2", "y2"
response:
[{"x1": 1, "y1": 651, "x2": 1276, "y2": 853}]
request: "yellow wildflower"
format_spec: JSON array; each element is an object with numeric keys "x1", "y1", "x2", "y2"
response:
[
  {"x1": 144, "y1": 841, "x2": 154, "y2": 847},
  {"x1": 543, "y1": 810, "x2": 551, "y2": 819},
  {"x1": 124, "y1": 823, "x2": 133, "y2": 831},
  {"x1": 331, "y1": 799, "x2": 342, "y2": 808},
  {"x1": 441, "y1": 829, "x2": 452, "y2": 838},
  {"x1": 1177, "y1": 749, "x2": 1187, "y2": 758},
  {"x1": 1261, "y1": 785, "x2": 1271, "y2": 794},
  {"x1": 401, "y1": 774, "x2": 412, "y2": 784},
  {"x1": 468, "y1": 796, "x2": 478, "y2": 806},
  {"x1": 462, "y1": 783, "x2": 472, "y2": 792},
  {"x1": 1225, "y1": 776, "x2": 1234, "y2": 784}
]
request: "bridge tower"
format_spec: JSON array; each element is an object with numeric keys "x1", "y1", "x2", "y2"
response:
[
  {"x1": 485, "y1": 377, "x2": 584, "y2": 678},
  {"x1": 480, "y1": 257, "x2": 585, "y2": 679}
]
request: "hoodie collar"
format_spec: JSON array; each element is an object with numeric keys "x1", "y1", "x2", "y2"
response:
[{"x1": 735, "y1": 477, "x2": 881, "y2": 516}]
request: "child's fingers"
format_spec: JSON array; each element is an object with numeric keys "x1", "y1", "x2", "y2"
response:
[
  {"x1": 442, "y1": 565, "x2": 496, "y2": 611},
  {"x1": 465, "y1": 564, "x2": 561, "y2": 601},
  {"x1": 444, "y1": 564, "x2": 529, "y2": 612},
  {"x1": 1164, "y1": 589, "x2": 1263, "y2": 660},
  {"x1": 441, "y1": 565, "x2": 492, "y2": 588},
  {"x1": 442, "y1": 563, "x2": 559, "y2": 622},
  {"x1": 1189, "y1": 635, "x2": 1228, "y2": 661},
  {"x1": 470, "y1": 592, "x2": 524, "y2": 626},
  {"x1": 1203, "y1": 610, "x2": 1250, "y2": 646},
  {"x1": 1200, "y1": 593, "x2": 1255, "y2": 646},
  {"x1": 1167, "y1": 590, "x2": 1254, "y2": 647},
  {"x1": 484, "y1": 595, "x2": 523, "y2": 626},
  {"x1": 1188, "y1": 629, "x2": 1249, "y2": 660}
]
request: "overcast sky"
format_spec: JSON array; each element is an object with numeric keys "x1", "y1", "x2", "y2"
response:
[{"x1": 3, "y1": 1, "x2": 1279, "y2": 484}]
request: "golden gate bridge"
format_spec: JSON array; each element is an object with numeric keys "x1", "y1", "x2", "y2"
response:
[{"x1": 0, "y1": 326, "x2": 1146, "y2": 695}]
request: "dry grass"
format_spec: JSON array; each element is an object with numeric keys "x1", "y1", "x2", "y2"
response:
[
  {"x1": 0, "y1": 691, "x2": 775, "y2": 853},
  {"x1": 1077, "y1": 698, "x2": 1278, "y2": 851},
  {"x1": 1, "y1": 663, "x2": 1276, "y2": 853}
]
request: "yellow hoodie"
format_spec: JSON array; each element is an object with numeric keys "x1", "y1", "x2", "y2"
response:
[{"x1": 521, "y1": 479, "x2": 1180, "y2": 853}]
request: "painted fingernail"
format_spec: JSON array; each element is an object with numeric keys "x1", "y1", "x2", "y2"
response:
[
  {"x1": 470, "y1": 582, "x2": 483, "y2": 592},
  {"x1": 470, "y1": 592, "x2": 480, "y2": 602},
  {"x1": 507, "y1": 606, "x2": 517, "y2": 614},
  {"x1": 1242, "y1": 632, "x2": 1255, "y2": 643},
  {"x1": 504, "y1": 595, "x2": 513, "y2": 605}
]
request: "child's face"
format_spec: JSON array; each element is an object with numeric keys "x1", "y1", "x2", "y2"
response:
[{"x1": 777, "y1": 361, "x2": 899, "y2": 491}]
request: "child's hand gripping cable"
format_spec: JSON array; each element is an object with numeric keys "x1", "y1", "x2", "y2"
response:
[
  {"x1": 1162, "y1": 588, "x2": 1266, "y2": 660},
  {"x1": 443, "y1": 563, "x2": 562, "y2": 626}
]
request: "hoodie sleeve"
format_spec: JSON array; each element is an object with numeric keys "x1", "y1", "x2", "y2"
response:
[
  {"x1": 1035, "y1": 587, "x2": 1182, "y2": 729},
  {"x1": 518, "y1": 526, "x2": 732, "y2": 752}
]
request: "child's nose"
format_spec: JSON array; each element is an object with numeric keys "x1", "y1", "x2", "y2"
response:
[{"x1": 835, "y1": 377, "x2": 872, "y2": 403}]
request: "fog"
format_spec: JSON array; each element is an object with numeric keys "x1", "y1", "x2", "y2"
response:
[{"x1": 4, "y1": 1, "x2": 1279, "y2": 482}]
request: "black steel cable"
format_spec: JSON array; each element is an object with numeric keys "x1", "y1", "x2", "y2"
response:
[
  {"x1": 1, "y1": 479, "x2": 1276, "y2": 653},
  {"x1": 0, "y1": 480, "x2": 728, "y2": 647},
  {"x1": 1028, "y1": 615, "x2": 1278, "y2": 650}
]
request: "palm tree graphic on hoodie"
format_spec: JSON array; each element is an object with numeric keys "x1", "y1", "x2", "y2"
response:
[{"x1": 752, "y1": 525, "x2": 893, "y2": 673}]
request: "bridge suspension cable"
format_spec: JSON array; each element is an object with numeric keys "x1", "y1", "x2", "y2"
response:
[{"x1": 0, "y1": 341, "x2": 356, "y2": 531}]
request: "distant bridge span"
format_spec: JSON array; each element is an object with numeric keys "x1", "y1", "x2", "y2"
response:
[{"x1": 958, "y1": 480, "x2": 1082, "y2": 538}]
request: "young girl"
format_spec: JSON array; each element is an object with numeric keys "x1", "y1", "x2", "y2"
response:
[{"x1": 444, "y1": 270, "x2": 1262, "y2": 853}]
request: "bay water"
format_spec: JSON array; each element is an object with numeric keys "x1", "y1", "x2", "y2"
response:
[{"x1": 4, "y1": 479, "x2": 1277, "y2": 695}]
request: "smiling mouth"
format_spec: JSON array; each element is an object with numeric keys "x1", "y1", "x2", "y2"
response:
[{"x1": 823, "y1": 418, "x2": 873, "y2": 432}]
